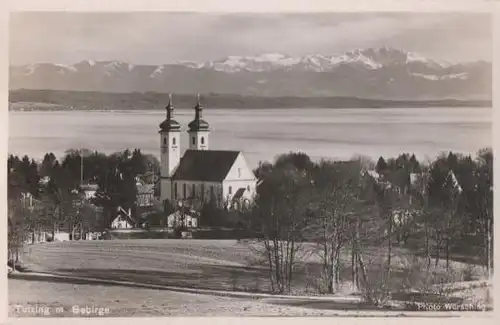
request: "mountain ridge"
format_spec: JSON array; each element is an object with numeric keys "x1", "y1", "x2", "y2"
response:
[{"x1": 9, "y1": 47, "x2": 492, "y2": 100}]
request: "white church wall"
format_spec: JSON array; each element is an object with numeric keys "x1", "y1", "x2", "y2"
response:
[
  {"x1": 223, "y1": 153, "x2": 257, "y2": 202},
  {"x1": 160, "y1": 131, "x2": 181, "y2": 177},
  {"x1": 222, "y1": 180, "x2": 256, "y2": 202},
  {"x1": 225, "y1": 153, "x2": 256, "y2": 181},
  {"x1": 188, "y1": 130, "x2": 210, "y2": 151},
  {"x1": 172, "y1": 180, "x2": 223, "y2": 203},
  {"x1": 160, "y1": 178, "x2": 172, "y2": 203}
]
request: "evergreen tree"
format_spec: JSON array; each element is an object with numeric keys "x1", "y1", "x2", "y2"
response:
[
  {"x1": 375, "y1": 157, "x2": 388, "y2": 174},
  {"x1": 40, "y1": 152, "x2": 57, "y2": 177},
  {"x1": 409, "y1": 154, "x2": 420, "y2": 173}
]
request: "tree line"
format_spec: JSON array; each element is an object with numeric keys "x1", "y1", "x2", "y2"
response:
[
  {"x1": 242, "y1": 148, "x2": 492, "y2": 304},
  {"x1": 7, "y1": 148, "x2": 160, "y2": 261}
]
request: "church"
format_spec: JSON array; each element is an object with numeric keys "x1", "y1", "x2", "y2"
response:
[{"x1": 159, "y1": 95, "x2": 257, "y2": 211}]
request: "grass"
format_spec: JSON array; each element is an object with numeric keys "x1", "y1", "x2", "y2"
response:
[
  {"x1": 9, "y1": 239, "x2": 491, "y2": 316},
  {"x1": 19, "y1": 239, "x2": 487, "y2": 293}
]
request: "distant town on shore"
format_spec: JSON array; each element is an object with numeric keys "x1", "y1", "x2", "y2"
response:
[{"x1": 8, "y1": 89, "x2": 492, "y2": 111}]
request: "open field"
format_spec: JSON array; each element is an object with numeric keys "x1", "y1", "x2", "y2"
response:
[
  {"x1": 16, "y1": 239, "x2": 488, "y2": 293},
  {"x1": 10, "y1": 277, "x2": 490, "y2": 317},
  {"x1": 11, "y1": 277, "x2": 344, "y2": 317},
  {"x1": 9, "y1": 239, "x2": 491, "y2": 316}
]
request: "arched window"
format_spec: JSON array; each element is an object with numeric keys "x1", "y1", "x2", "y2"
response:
[
  {"x1": 192, "y1": 137, "x2": 196, "y2": 145},
  {"x1": 201, "y1": 137, "x2": 205, "y2": 145},
  {"x1": 247, "y1": 185, "x2": 250, "y2": 192},
  {"x1": 183, "y1": 183, "x2": 187, "y2": 198},
  {"x1": 238, "y1": 168, "x2": 241, "y2": 178},
  {"x1": 228, "y1": 186, "x2": 232, "y2": 195},
  {"x1": 172, "y1": 137, "x2": 176, "y2": 145},
  {"x1": 163, "y1": 137, "x2": 167, "y2": 145}
]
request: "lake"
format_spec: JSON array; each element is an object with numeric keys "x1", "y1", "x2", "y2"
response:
[{"x1": 8, "y1": 108, "x2": 492, "y2": 168}]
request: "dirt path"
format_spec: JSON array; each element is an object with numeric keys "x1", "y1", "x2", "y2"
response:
[{"x1": 9, "y1": 278, "x2": 491, "y2": 317}]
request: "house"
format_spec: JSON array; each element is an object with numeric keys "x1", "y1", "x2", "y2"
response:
[
  {"x1": 166, "y1": 210, "x2": 198, "y2": 229},
  {"x1": 159, "y1": 95, "x2": 257, "y2": 210},
  {"x1": 136, "y1": 181, "x2": 154, "y2": 208},
  {"x1": 110, "y1": 215, "x2": 134, "y2": 229},
  {"x1": 52, "y1": 231, "x2": 70, "y2": 242},
  {"x1": 81, "y1": 184, "x2": 99, "y2": 200}
]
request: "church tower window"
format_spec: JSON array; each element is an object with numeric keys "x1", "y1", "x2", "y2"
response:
[
  {"x1": 188, "y1": 95, "x2": 210, "y2": 151},
  {"x1": 229, "y1": 186, "x2": 232, "y2": 195},
  {"x1": 172, "y1": 137, "x2": 176, "y2": 145},
  {"x1": 164, "y1": 137, "x2": 167, "y2": 145}
]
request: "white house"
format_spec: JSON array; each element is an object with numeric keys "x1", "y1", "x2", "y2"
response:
[
  {"x1": 167, "y1": 210, "x2": 198, "y2": 229},
  {"x1": 111, "y1": 215, "x2": 134, "y2": 229},
  {"x1": 81, "y1": 184, "x2": 99, "y2": 200},
  {"x1": 159, "y1": 95, "x2": 257, "y2": 209}
]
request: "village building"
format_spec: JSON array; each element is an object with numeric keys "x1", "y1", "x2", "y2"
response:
[
  {"x1": 136, "y1": 179, "x2": 155, "y2": 208},
  {"x1": 159, "y1": 95, "x2": 257, "y2": 212},
  {"x1": 110, "y1": 214, "x2": 135, "y2": 229},
  {"x1": 167, "y1": 209, "x2": 199, "y2": 229},
  {"x1": 81, "y1": 183, "x2": 99, "y2": 200}
]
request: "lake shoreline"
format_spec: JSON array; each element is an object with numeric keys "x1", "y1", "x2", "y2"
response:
[
  {"x1": 8, "y1": 106, "x2": 493, "y2": 112},
  {"x1": 9, "y1": 89, "x2": 492, "y2": 111}
]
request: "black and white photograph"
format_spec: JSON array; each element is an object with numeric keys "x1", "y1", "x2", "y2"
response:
[{"x1": 6, "y1": 5, "x2": 494, "y2": 318}]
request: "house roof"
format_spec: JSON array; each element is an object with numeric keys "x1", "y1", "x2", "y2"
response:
[
  {"x1": 172, "y1": 149, "x2": 240, "y2": 182},
  {"x1": 112, "y1": 214, "x2": 135, "y2": 226},
  {"x1": 232, "y1": 187, "x2": 246, "y2": 200},
  {"x1": 81, "y1": 184, "x2": 99, "y2": 191}
]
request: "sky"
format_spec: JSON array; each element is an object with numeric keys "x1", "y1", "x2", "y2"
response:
[{"x1": 9, "y1": 12, "x2": 492, "y2": 66}]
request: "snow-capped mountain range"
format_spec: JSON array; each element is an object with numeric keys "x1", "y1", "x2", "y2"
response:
[{"x1": 9, "y1": 48, "x2": 492, "y2": 99}]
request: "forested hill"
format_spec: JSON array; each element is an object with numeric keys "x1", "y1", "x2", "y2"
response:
[{"x1": 8, "y1": 89, "x2": 491, "y2": 111}]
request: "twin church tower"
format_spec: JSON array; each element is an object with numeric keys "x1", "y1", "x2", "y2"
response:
[
  {"x1": 158, "y1": 94, "x2": 257, "y2": 207},
  {"x1": 159, "y1": 94, "x2": 209, "y2": 179}
]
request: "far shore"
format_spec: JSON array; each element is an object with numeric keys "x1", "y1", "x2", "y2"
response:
[
  {"x1": 8, "y1": 89, "x2": 492, "y2": 111},
  {"x1": 8, "y1": 105, "x2": 493, "y2": 112}
]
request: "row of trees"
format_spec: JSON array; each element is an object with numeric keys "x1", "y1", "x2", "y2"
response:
[
  {"x1": 7, "y1": 148, "x2": 160, "y2": 263},
  {"x1": 243, "y1": 149, "x2": 493, "y2": 303}
]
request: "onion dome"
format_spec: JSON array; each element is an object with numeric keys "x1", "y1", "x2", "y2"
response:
[
  {"x1": 188, "y1": 94, "x2": 210, "y2": 132},
  {"x1": 159, "y1": 94, "x2": 181, "y2": 132}
]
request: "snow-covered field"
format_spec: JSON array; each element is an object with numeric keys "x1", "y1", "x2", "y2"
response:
[{"x1": 9, "y1": 239, "x2": 491, "y2": 317}]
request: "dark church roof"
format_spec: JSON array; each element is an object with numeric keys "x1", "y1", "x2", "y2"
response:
[
  {"x1": 172, "y1": 150, "x2": 240, "y2": 182},
  {"x1": 159, "y1": 118, "x2": 181, "y2": 132},
  {"x1": 159, "y1": 95, "x2": 181, "y2": 132},
  {"x1": 188, "y1": 119, "x2": 210, "y2": 132}
]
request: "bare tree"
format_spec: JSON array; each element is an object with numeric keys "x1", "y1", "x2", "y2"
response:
[
  {"x1": 247, "y1": 164, "x2": 314, "y2": 293},
  {"x1": 308, "y1": 160, "x2": 361, "y2": 293}
]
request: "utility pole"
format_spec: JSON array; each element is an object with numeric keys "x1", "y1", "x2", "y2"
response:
[{"x1": 80, "y1": 145, "x2": 84, "y2": 186}]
